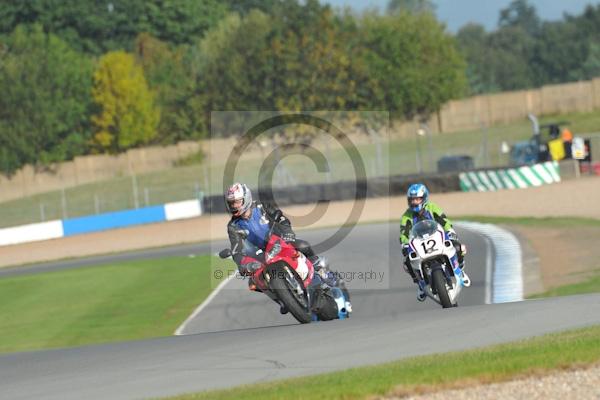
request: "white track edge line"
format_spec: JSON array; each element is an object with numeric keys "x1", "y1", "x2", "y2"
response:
[{"x1": 174, "y1": 271, "x2": 237, "y2": 336}]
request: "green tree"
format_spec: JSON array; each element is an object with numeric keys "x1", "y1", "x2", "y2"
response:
[
  {"x1": 531, "y1": 6, "x2": 600, "y2": 85},
  {"x1": 387, "y1": 0, "x2": 435, "y2": 15},
  {"x1": 498, "y1": 0, "x2": 540, "y2": 35},
  {"x1": 530, "y1": 20, "x2": 586, "y2": 85},
  {"x1": 456, "y1": 3, "x2": 538, "y2": 93},
  {"x1": 456, "y1": 23, "x2": 495, "y2": 94},
  {"x1": 222, "y1": 0, "x2": 278, "y2": 15},
  {"x1": 456, "y1": 2, "x2": 600, "y2": 93},
  {"x1": 192, "y1": 0, "x2": 465, "y2": 130},
  {"x1": 581, "y1": 41, "x2": 600, "y2": 79},
  {"x1": 266, "y1": 0, "x2": 368, "y2": 111},
  {"x1": 140, "y1": 0, "x2": 228, "y2": 44},
  {"x1": 0, "y1": 24, "x2": 93, "y2": 174},
  {"x1": 487, "y1": 26, "x2": 535, "y2": 90},
  {"x1": 0, "y1": 0, "x2": 228, "y2": 55},
  {"x1": 133, "y1": 33, "x2": 201, "y2": 142},
  {"x1": 193, "y1": 0, "x2": 377, "y2": 127},
  {"x1": 359, "y1": 11, "x2": 466, "y2": 119},
  {"x1": 91, "y1": 51, "x2": 159, "y2": 152}
]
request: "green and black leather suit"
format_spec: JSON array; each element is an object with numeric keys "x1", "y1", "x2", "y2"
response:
[{"x1": 399, "y1": 202, "x2": 453, "y2": 245}]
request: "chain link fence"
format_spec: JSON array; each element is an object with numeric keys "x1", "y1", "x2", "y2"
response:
[
  {"x1": 0, "y1": 175, "x2": 205, "y2": 228},
  {"x1": 0, "y1": 118, "x2": 554, "y2": 229}
]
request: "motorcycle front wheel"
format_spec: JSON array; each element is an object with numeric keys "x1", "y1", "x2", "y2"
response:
[
  {"x1": 270, "y1": 270, "x2": 312, "y2": 323},
  {"x1": 431, "y1": 269, "x2": 453, "y2": 309}
]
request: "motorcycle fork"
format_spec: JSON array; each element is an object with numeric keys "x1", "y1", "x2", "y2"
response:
[
  {"x1": 416, "y1": 269, "x2": 426, "y2": 284},
  {"x1": 443, "y1": 263, "x2": 453, "y2": 286}
]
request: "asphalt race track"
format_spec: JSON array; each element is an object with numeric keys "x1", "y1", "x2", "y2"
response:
[
  {"x1": 1, "y1": 223, "x2": 599, "y2": 400},
  {"x1": 178, "y1": 223, "x2": 490, "y2": 334}
]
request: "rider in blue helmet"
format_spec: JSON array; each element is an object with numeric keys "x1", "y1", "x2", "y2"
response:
[{"x1": 399, "y1": 183, "x2": 470, "y2": 301}]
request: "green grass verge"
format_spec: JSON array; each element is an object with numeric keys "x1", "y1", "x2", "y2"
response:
[
  {"x1": 0, "y1": 255, "x2": 235, "y2": 354},
  {"x1": 161, "y1": 325, "x2": 600, "y2": 400},
  {"x1": 528, "y1": 274, "x2": 600, "y2": 299},
  {"x1": 2, "y1": 110, "x2": 599, "y2": 228},
  {"x1": 457, "y1": 215, "x2": 600, "y2": 228}
]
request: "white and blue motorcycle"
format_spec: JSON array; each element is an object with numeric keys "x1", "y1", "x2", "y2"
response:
[{"x1": 407, "y1": 220, "x2": 470, "y2": 308}]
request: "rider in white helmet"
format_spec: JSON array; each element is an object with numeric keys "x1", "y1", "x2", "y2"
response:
[
  {"x1": 399, "y1": 183, "x2": 470, "y2": 301},
  {"x1": 225, "y1": 182, "x2": 326, "y2": 313}
]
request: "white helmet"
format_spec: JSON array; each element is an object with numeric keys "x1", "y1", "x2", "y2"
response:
[{"x1": 225, "y1": 183, "x2": 252, "y2": 217}]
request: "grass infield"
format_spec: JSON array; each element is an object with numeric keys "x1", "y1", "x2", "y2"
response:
[{"x1": 0, "y1": 255, "x2": 233, "y2": 354}]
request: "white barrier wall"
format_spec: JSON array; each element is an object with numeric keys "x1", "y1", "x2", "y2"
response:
[
  {"x1": 164, "y1": 200, "x2": 203, "y2": 221},
  {"x1": 458, "y1": 221, "x2": 524, "y2": 303},
  {"x1": 0, "y1": 199, "x2": 203, "y2": 248},
  {"x1": 0, "y1": 220, "x2": 64, "y2": 246}
]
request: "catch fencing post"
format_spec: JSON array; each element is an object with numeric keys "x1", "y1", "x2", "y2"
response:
[{"x1": 61, "y1": 187, "x2": 68, "y2": 219}]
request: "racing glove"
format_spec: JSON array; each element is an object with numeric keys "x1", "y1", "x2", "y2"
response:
[
  {"x1": 401, "y1": 244, "x2": 410, "y2": 257},
  {"x1": 280, "y1": 231, "x2": 296, "y2": 243}
]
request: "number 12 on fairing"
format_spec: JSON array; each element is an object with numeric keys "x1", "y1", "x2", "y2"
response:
[{"x1": 421, "y1": 239, "x2": 437, "y2": 254}]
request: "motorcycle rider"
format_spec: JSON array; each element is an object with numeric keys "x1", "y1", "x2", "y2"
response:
[
  {"x1": 399, "y1": 183, "x2": 470, "y2": 301},
  {"x1": 225, "y1": 182, "x2": 329, "y2": 314}
]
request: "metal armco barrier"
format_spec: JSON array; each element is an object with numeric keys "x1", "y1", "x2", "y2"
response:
[{"x1": 203, "y1": 172, "x2": 462, "y2": 214}]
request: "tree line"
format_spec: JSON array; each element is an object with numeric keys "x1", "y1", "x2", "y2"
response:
[
  {"x1": 456, "y1": 0, "x2": 600, "y2": 93},
  {"x1": 0, "y1": 0, "x2": 598, "y2": 175}
]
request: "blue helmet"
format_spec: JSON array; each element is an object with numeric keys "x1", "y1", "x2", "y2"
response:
[{"x1": 407, "y1": 183, "x2": 429, "y2": 213}]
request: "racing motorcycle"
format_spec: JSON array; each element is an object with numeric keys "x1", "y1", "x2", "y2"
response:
[
  {"x1": 219, "y1": 214, "x2": 351, "y2": 323},
  {"x1": 406, "y1": 220, "x2": 469, "y2": 308}
]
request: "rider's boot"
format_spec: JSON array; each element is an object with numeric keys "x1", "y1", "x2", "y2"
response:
[
  {"x1": 247, "y1": 278, "x2": 259, "y2": 292},
  {"x1": 313, "y1": 257, "x2": 336, "y2": 284},
  {"x1": 416, "y1": 279, "x2": 426, "y2": 302},
  {"x1": 460, "y1": 268, "x2": 471, "y2": 287},
  {"x1": 278, "y1": 301, "x2": 289, "y2": 315},
  {"x1": 312, "y1": 256, "x2": 327, "y2": 271},
  {"x1": 265, "y1": 291, "x2": 289, "y2": 314}
]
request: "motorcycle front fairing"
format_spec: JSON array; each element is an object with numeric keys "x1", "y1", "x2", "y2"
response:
[
  {"x1": 240, "y1": 234, "x2": 314, "y2": 291},
  {"x1": 264, "y1": 235, "x2": 314, "y2": 287}
]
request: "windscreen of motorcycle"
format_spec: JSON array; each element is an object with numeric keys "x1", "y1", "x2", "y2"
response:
[{"x1": 410, "y1": 220, "x2": 438, "y2": 239}]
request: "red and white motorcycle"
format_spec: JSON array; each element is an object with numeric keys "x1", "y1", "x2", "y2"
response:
[{"x1": 219, "y1": 216, "x2": 350, "y2": 323}]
